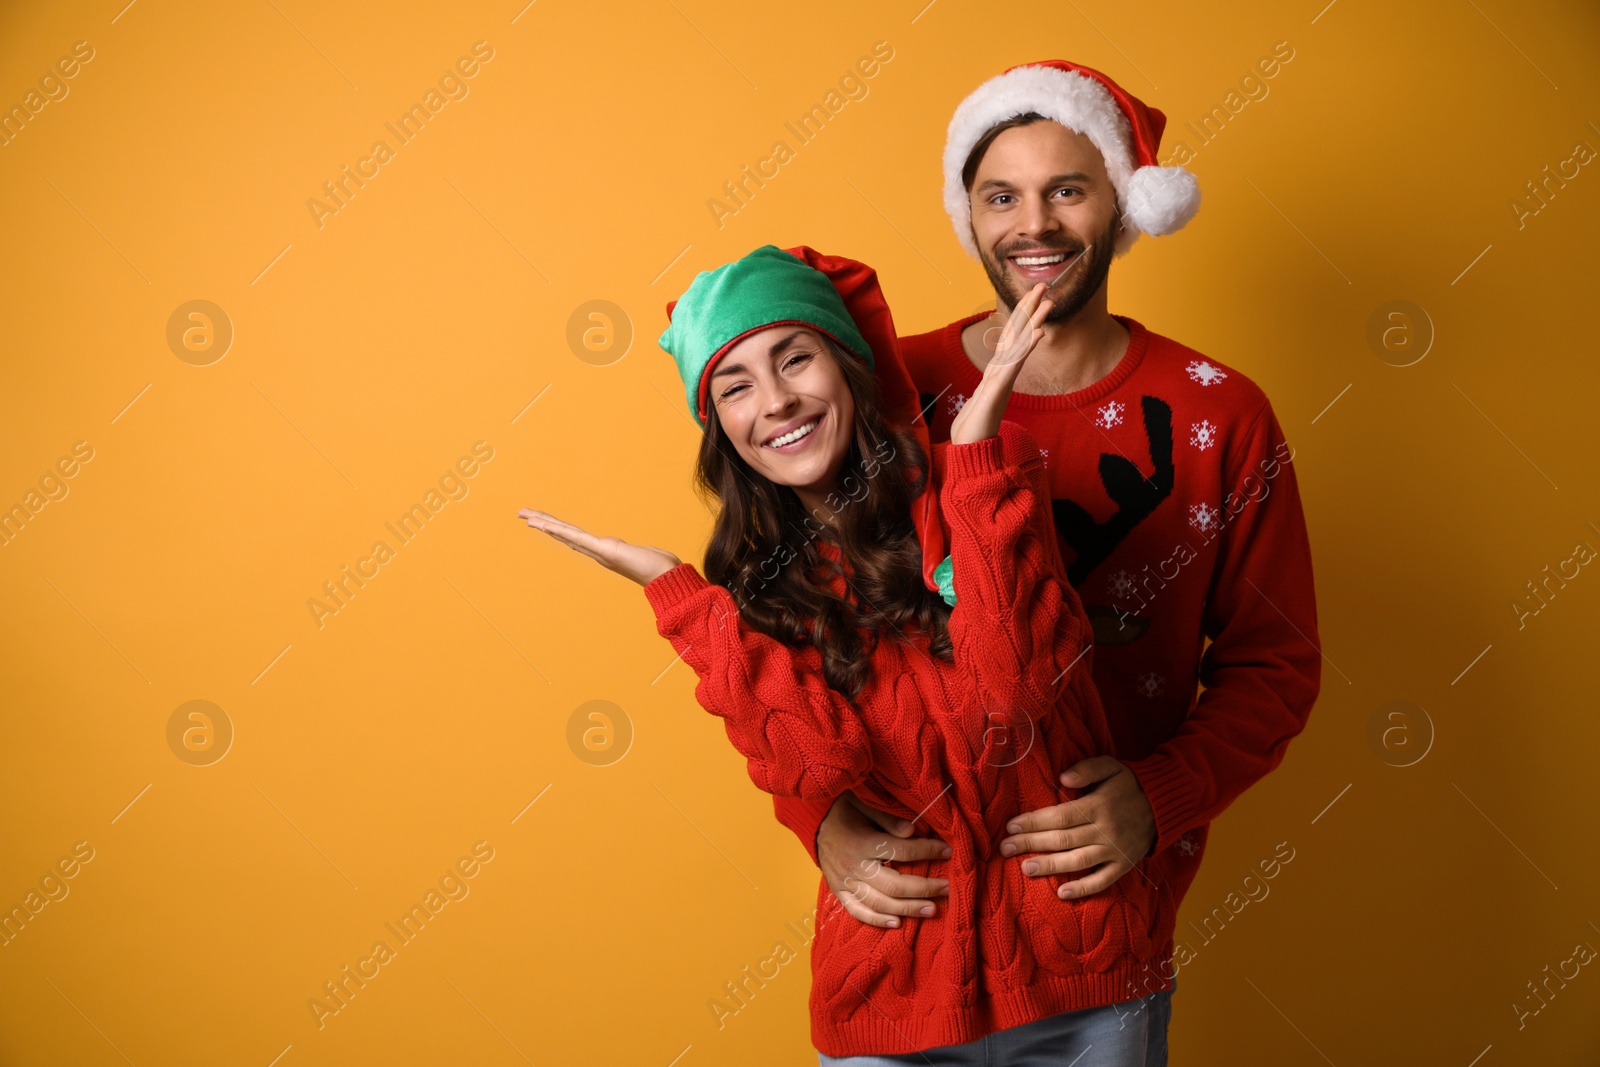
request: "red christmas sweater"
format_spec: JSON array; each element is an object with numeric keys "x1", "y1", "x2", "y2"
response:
[
  {"x1": 644, "y1": 422, "x2": 1171, "y2": 1057},
  {"x1": 774, "y1": 313, "x2": 1321, "y2": 1001}
]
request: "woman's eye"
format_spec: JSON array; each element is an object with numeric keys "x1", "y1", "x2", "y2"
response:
[
  {"x1": 785, "y1": 352, "x2": 814, "y2": 370},
  {"x1": 719, "y1": 383, "x2": 747, "y2": 400}
]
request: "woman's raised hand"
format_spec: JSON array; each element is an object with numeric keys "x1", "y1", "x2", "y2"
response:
[
  {"x1": 948, "y1": 282, "x2": 1053, "y2": 445},
  {"x1": 517, "y1": 508, "x2": 681, "y2": 587}
]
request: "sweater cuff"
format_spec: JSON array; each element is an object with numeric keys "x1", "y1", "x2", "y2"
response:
[
  {"x1": 942, "y1": 434, "x2": 1008, "y2": 480},
  {"x1": 1123, "y1": 749, "x2": 1201, "y2": 856},
  {"x1": 642, "y1": 562, "x2": 711, "y2": 615},
  {"x1": 773, "y1": 794, "x2": 830, "y2": 867}
]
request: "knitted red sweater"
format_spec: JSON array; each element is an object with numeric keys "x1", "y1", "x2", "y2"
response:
[
  {"x1": 644, "y1": 422, "x2": 1171, "y2": 1057},
  {"x1": 775, "y1": 314, "x2": 1320, "y2": 1007}
]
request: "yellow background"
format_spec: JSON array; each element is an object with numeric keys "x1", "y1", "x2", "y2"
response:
[{"x1": 2, "y1": 0, "x2": 1598, "y2": 1063}]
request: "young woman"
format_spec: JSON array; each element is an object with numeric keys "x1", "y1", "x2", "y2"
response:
[{"x1": 519, "y1": 245, "x2": 1170, "y2": 1064}]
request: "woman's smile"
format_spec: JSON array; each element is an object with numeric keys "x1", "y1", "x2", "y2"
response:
[{"x1": 763, "y1": 413, "x2": 825, "y2": 453}]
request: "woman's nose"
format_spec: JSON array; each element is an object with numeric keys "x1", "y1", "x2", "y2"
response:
[{"x1": 759, "y1": 380, "x2": 799, "y2": 415}]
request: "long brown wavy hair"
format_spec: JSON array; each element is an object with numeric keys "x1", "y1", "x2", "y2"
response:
[{"x1": 696, "y1": 336, "x2": 953, "y2": 702}]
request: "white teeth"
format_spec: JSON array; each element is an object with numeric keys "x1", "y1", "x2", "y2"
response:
[
  {"x1": 1014, "y1": 253, "x2": 1067, "y2": 266},
  {"x1": 766, "y1": 419, "x2": 818, "y2": 448}
]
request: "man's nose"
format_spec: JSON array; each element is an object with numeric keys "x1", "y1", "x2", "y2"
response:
[{"x1": 1016, "y1": 193, "x2": 1058, "y2": 239}]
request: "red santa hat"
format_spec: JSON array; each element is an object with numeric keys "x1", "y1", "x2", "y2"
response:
[{"x1": 942, "y1": 60, "x2": 1200, "y2": 258}]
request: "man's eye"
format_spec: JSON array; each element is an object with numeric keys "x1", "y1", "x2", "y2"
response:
[
  {"x1": 1053, "y1": 187, "x2": 1082, "y2": 198},
  {"x1": 991, "y1": 194, "x2": 1014, "y2": 205}
]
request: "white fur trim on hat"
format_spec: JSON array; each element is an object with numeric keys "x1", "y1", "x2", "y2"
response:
[
  {"x1": 1124, "y1": 165, "x2": 1202, "y2": 236},
  {"x1": 943, "y1": 65, "x2": 1200, "y2": 259}
]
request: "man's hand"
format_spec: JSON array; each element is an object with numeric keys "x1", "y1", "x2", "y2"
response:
[
  {"x1": 818, "y1": 793, "x2": 951, "y2": 929},
  {"x1": 999, "y1": 756, "x2": 1156, "y2": 900}
]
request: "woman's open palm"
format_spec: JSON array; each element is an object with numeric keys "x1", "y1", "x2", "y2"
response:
[
  {"x1": 949, "y1": 282, "x2": 1053, "y2": 445},
  {"x1": 517, "y1": 508, "x2": 681, "y2": 587}
]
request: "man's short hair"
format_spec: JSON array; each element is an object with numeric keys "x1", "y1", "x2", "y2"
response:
[{"x1": 960, "y1": 112, "x2": 1049, "y2": 191}]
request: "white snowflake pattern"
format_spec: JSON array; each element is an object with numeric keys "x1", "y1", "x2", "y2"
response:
[
  {"x1": 1094, "y1": 400, "x2": 1125, "y2": 429},
  {"x1": 1107, "y1": 569, "x2": 1137, "y2": 601},
  {"x1": 1188, "y1": 502, "x2": 1219, "y2": 534},
  {"x1": 947, "y1": 392, "x2": 968, "y2": 417},
  {"x1": 1185, "y1": 360, "x2": 1229, "y2": 387},
  {"x1": 1136, "y1": 671, "x2": 1165, "y2": 698},
  {"x1": 1039, "y1": 447, "x2": 1049, "y2": 467},
  {"x1": 1176, "y1": 832, "x2": 1201, "y2": 857},
  {"x1": 1190, "y1": 419, "x2": 1219, "y2": 451}
]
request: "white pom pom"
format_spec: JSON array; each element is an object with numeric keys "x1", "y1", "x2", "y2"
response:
[{"x1": 1123, "y1": 166, "x2": 1201, "y2": 236}]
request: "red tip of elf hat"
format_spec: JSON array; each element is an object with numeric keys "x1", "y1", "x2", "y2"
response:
[
  {"x1": 942, "y1": 60, "x2": 1201, "y2": 258},
  {"x1": 662, "y1": 245, "x2": 951, "y2": 601}
]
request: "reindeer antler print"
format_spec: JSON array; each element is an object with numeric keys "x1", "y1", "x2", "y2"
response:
[{"x1": 1053, "y1": 396, "x2": 1175, "y2": 585}]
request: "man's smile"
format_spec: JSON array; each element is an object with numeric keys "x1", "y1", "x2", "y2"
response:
[{"x1": 1005, "y1": 246, "x2": 1082, "y2": 282}]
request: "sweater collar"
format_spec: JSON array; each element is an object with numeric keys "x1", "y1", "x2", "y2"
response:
[{"x1": 939, "y1": 313, "x2": 1149, "y2": 410}]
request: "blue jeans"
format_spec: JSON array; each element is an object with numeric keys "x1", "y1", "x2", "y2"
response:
[{"x1": 818, "y1": 982, "x2": 1174, "y2": 1067}]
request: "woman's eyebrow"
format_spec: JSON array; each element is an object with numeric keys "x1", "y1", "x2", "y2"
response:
[
  {"x1": 766, "y1": 330, "x2": 807, "y2": 357},
  {"x1": 710, "y1": 331, "x2": 808, "y2": 379}
]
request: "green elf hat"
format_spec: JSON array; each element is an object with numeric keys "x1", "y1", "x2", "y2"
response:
[
  {"x1": 659, "y1": 245, "x2": 875, "y2": 428},
  {"x1": 658, "y1": 244, "x2": 958, "y2": 606}
]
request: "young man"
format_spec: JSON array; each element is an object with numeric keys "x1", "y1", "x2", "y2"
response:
[{"x1": 772, "y1": 60, "x2": 1321, "y2": 1058}]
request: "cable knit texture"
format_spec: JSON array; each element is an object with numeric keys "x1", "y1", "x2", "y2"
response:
[
  {"x1": 773, "y1": 315, "x2": 1320, "y2": 1043},
  {"x1": 644, "y1": 421, "x2": 1170, "y2": 1058}
]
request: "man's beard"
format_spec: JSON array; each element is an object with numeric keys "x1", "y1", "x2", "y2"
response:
[{"x1": 978, "y1": 214, "x2": 1118, "y2": 324}]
